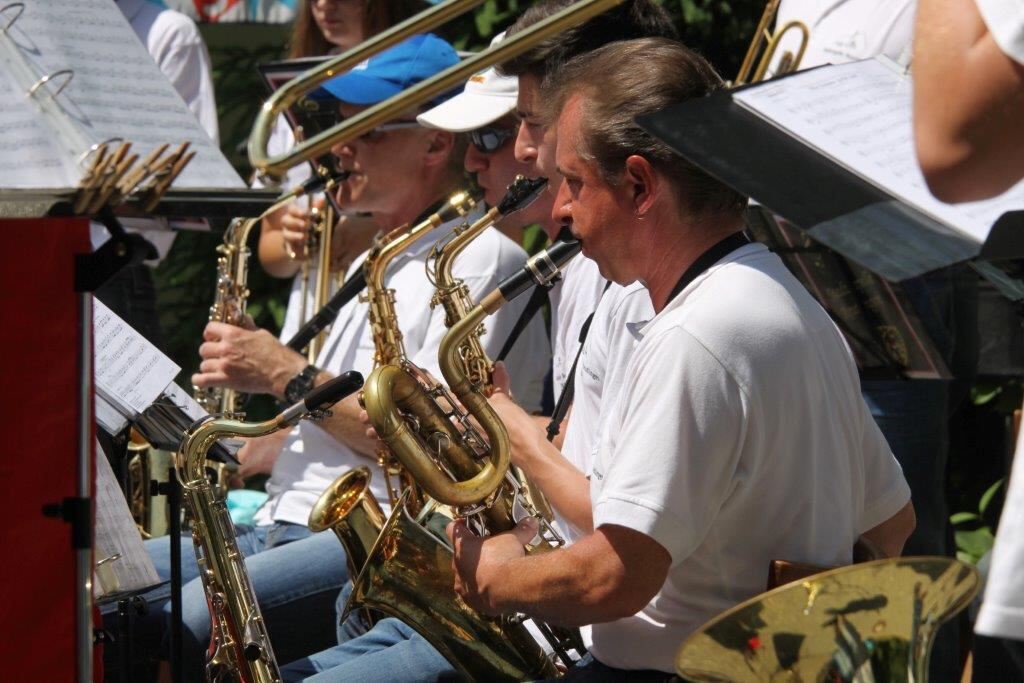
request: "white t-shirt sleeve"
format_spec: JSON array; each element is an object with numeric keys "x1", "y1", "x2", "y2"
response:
[
  {"x1": 151, "y1": 17, "x2": 219, "y2": 144},
  {"x1": 976, "y1": 425, "x2": 1024, "y2": 639},
  {"x1": 592, "y1": 327, "x2": 746, "y2": 564},
  {"x1": 975, "y1": 0, "x2": 1024, "y2": 64},
  {"x1": 856, "y1": 402, "x2": 912, "y2": 533}
]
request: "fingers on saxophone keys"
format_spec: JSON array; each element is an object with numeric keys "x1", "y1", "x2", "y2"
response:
[
  {"x1": 198, "y1": 340, "x2": 230, "y2": 360},
  {"x1": 203, "y1": 321, "x2": 240, "y2": 341},
  {"x1": 191, "y1": 367, "x2": 228, "y2": 388}
]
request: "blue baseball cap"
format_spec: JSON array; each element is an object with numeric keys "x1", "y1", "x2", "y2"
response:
[{"x1": 318, "y1": 34, "x2": 461, "y2": 107}]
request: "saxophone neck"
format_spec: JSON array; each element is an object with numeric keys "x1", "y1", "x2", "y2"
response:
[
  {"x1": 433, "y1": 206, "x2": 501, "y2": 290},
  {"x1": 179, "y1": 414, "x2": 285, "y2": 483}
]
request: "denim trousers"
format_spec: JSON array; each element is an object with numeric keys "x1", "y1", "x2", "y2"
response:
[
  {"x1": 279, "y1": 614, "x2": 459, "y2": 682},
  {"x1": 125, "y1": 522, "x2": 348, "y2": 681}
]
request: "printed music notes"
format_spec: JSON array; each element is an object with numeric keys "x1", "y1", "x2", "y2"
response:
[
  {"x1": 0, "y1": 0, "x2": 242, "y2": 208},
  {"x1": 733, "y1": 58, "x2": 1024, "y2": 245}
]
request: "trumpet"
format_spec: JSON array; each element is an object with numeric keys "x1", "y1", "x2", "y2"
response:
[{"x1": 734, "y1": 0, "x2": 809, "y2": 85}]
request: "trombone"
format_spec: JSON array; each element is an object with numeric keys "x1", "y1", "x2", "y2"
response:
[
  {"x1": 734, "y1": 0, "x2": 809, "y2": 85},
  {"x1": 248, "y1": 0, "x2": 627, "y2": 182}
]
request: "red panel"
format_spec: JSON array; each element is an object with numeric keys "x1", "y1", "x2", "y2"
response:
[{"x1": 0, "y1": 218, "x2": 92, "y2": 682}]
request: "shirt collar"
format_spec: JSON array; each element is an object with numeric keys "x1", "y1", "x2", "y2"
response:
[{"x1": 635, "y1": 242, "x2": 766, "y2": 339}]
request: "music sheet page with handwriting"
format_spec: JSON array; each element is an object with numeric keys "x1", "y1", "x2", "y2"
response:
[
  {"x1": 733, "y1": 59, "x2": 1024, "y2": 244},
  {"x1": 0, "y1": 0, "x2": 242, "y2": 189}
]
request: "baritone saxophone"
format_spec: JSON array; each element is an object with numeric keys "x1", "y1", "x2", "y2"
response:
[
  {"x1": 351, "y1": 200, "x2": 584, "y2": 680},
  {"x1": 178, "y1": 371, "x2": 363, "y2": 683}
]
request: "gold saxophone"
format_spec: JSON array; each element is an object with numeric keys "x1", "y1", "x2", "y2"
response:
[
  {"x1": 349, "y1": 217, "x2": 584, "y2": 681},
  {"x1": 178, "y1": 371, "x2": 363, "y2": 683},
  {"x1": 305, "y1": 188, "x2": 478, "y2": 585},
  {"x1": 360, "y1": 189, "x2": 479, "y2": 508},
  {"x1": 194, "y1": 168, "x2": 345, "y2": 417}
]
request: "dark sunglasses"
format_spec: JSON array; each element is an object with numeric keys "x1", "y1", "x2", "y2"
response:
[{"x1": 469, "y1": 126, "x2": 515, "y2": 154}]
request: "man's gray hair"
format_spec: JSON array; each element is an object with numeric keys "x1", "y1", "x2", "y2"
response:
[{"x1": 542, "y1": 38, "x2": 747, "y2": 219}]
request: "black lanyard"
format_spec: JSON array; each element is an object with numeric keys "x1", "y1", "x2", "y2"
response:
[
  {"x1": 665, "y1": 231, "x2": 750, "y2": 305},
  {"x1": 546, "y1": 231, "x2": 749, "y2": 441}
]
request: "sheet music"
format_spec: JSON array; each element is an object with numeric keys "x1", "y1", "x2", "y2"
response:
[
  {"x1": 94, "y1": 445, "x2": 161, "y2": 597},
  {"x1": 0, "y1": 54, "x2": 81, "y2": 187},
  {"x1": 734, "y1": 59, "x2": 1024, "y2": 244},
  {"x1": 94, "y1": 299, "x2": 180, "y2": 415},
  {"x1": 0, "y1": 0, "x2": 243, "y2": 189}
]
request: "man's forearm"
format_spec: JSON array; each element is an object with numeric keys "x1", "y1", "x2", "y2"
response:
[
  {"x1": 519, "y1": 438, "x2": 593, "y2": 534},
  {"x1": 312, "y1": 371, "x2": 379, "y2": 458},
  {"x1": 487, "y1": 534, "x2": 643, "y2": 626}
]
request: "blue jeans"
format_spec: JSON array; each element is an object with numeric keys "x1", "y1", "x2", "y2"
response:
[
  {"x1": 133, "y1": 522, "x2": 349, "y2": 681},
  {"x1": 279, "y1": 616, "x2": 458, "y2": 682},
  {"x1": 543, "y1": 654, "x2": 673, "y2": 682}
]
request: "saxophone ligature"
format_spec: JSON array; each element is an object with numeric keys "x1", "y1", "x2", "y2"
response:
[
  {"x1": 349, "y1": 228, "x2": 583, "y2": 681},
  {"x1": 178, "y1": 371, "x2": 363, "y2": 683}
]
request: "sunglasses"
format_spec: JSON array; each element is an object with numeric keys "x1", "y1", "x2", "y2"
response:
[{"x1": 469, "y1": 126, "x2": 516, "y2": 154}]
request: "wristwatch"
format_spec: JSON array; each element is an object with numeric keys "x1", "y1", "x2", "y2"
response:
[{"x1": 284, "y1": 364, "x2": 320, "y2": 404}]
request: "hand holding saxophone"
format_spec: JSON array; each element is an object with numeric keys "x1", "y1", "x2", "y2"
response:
[
  {"x1": 447, "y1": 515, "x2": 539, "y2": 615},
  {"x1": 194, "y1": 321, "x2": 309, "y2": 399},
  {"x1": 279, "y1": 198, "x2": 321, "y2": 260}
]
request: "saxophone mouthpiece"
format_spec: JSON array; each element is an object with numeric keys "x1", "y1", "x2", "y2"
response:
[
  {"x1": 280, "y1": 370, "x2": 364, "y2": 424},
  {"x1": 496, "y1": 235, "x2": 582, "y2": 303},
  {"x1": 497, "y1": 176, "x2": 547, "y2": 216}
]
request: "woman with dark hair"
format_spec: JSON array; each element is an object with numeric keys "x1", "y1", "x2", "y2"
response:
[{"x1": 256, "y1": 0, "x2": 427, "y2": 285}]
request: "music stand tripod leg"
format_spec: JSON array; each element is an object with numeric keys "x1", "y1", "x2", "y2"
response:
[{"x1": 168, "y1": 467, "x2": 183, "y2": 683}]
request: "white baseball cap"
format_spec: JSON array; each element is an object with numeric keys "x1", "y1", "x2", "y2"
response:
[{"x1": 417, "y1": 33, "x2": 518, "y2": 133}]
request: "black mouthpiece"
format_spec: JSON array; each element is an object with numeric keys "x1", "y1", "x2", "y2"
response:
[
  {"x1": 497, "y1": 176, "x2": 547, "y2": 216},
  {"x1": 303, "y1": 370, "x2": 364, "y2": 412},
  {"x1": 497, "y1": 236, "x2": 582, "y2": 302}
]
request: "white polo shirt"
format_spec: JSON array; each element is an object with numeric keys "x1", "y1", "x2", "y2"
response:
[
  {"x1": 975, "y1": 0, "x2": 1024, "y2": 64},
  {"x1": 773, "y1": 0, "x2": 915, "y2": 71},
  {"x1": 558, "y1": 281, "x2": 652, "y2": 541},
  {"x1": 548, "y1": 255, "x2": 608, "y2": 396},
  {"x1": 976, "y1": 433, "x2": 1024, "y2": 640},
  {"x1": 254, "y1": 213, "x2": 550, "y2": 526},
  {"x1": 587, "y1": 243, "x2": 910, "y2": 672}
]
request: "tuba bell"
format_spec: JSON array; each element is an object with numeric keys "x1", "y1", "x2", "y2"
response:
[{"x1": 674, "y1": 557, "x2": 980, "y2": 682}]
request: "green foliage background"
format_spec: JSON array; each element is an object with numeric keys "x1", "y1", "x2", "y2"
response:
[{"x1": 155, "y1": 1, "x2": 765, "y2": 412}]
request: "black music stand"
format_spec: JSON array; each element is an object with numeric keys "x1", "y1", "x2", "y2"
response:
[{"x1": 636, "y1": 85, "x2": 1024, "y2": 283}]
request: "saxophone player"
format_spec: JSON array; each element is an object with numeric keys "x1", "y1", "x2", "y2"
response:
[
  {"x1": 276, "y1": 4, "x2": 683, "y2": 680},
  {"x1": 448, "y1": 38, "x2": 917, "y2": 678},
  {"x1": 137, "y1": 34, "x2": 549, "y2": 680}
]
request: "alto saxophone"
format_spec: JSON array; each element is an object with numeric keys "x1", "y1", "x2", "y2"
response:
[
  {"x1": 305, "y1": 189, "x2": 478, "y2": 588},
  {"x1": 195, "y1": 167, "x2": 346, "y2": 417},
  {"x1": 359, "y1": 189, "x2": 479, "y2": 509},
  {"x1": 178, "y1": 372, "x2": 363, "y2": 683},
  {"x1": 352, "y1": 186, "x2": 584, "y2": 680}
]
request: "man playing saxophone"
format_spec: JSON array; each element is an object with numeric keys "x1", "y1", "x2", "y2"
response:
[
  {"x1": 275, "y1": 4, "x2": 684, "y2": 680},
  {"x1": 137, "y1": 34, "x2": 549, "y2": 680},
  {"x1": 448, "y1": 38, "x2": 918, "y2": 678}
]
